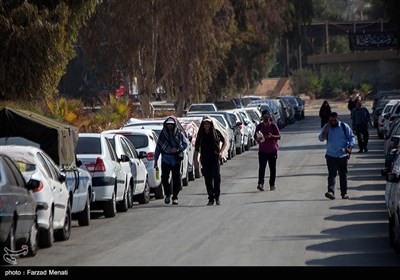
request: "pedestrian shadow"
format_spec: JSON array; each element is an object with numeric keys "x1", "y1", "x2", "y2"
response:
[
  {"x1": 349, "y1": 175, "x2": 384, "y2": 181},
  {"x1": 279, "y1": 145, "x2": 325, "y2": 151}
]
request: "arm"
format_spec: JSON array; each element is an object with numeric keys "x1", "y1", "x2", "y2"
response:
[
  {"x1": 318, "y1": 123, "x2": 329, "y2": 142},
  {"x1": 218, "y1": 131, "x2": 227, "y2": 159},
  {"x1": 178, "y1": 132, "x2": 188, "y2": 152},
  {"x1": 267, "y1": 124, "x2": 281, "y2": 140},
  {"x1": 154, "y1": 142, "x2": 161, "y2": 167}
]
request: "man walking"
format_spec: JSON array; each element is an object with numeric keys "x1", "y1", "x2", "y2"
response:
[
  {"x1": 254, "y1": 110, "x2": 281, "y2": 191},
  {"x1": 154, "y1": 117, "x2": 188, "y2": 205},
  {"x1": 351, "y1": 98, "x2": 371, "y2": 153},
  {"x1": 318, "y1": 112, "x2": 355, "y2": 200}
]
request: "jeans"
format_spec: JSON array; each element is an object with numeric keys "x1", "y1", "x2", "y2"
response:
[
  {"x1": 258, "y1": 151, "x2": 277, "y2": 187},
  {"x1": 325, "y1": 155, "x2": 348, "y2": 196}
]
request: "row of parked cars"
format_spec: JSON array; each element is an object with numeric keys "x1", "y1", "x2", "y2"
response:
[
  {"x1": 370, "y1": 90, "x2": 400, "y2": 253},
  {"x1": 0, "y1": 94, "x2": 306, "y2": 264}
]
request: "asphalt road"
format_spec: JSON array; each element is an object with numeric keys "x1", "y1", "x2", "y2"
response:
[{"x1": 13, "y1": 106, "x2": 400, "y2": 267}]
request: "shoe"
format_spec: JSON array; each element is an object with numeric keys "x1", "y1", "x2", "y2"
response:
[
  {"x1": 341, "y1": 194, "x2": 349, "y2": 199},
  {"x1": 325, "y1": 192, "x2": 335, "y2": 200},
  {"x1": 164, "y1": 195, "x2": 171, "y2": 204},
  {"x1": 257, "y1": 184, "x2": 264, "y2": 191},
  {"x1": 270, "y1": 186, "x2": 276, "y2": 191},
  {"x1": 215, "y1": 199, "x2": 221, "y2": 206},
  {"x1": 207, "y1": 200, "x2": 214, "y2": 206},
  {"x1": 172, "y1": 199, "x2": 178, "y2": 205},
  {"x1": 358, "y1": 149, "x2": 363, "y2": 153},
  {"x1": 364, "y1": 148, "x2": 368, "y2": 152}
]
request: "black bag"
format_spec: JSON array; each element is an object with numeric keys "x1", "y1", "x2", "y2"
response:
[{"x1": 175, "y1": 151, "x2": 184, "y2": 161}]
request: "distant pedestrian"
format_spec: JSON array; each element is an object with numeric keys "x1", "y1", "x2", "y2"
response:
[
  {"x1": 347, "y1": 93, "x2": 360, "y2": 116},
  {"x1": 319, "y1": 100, "x2": 332, "y2": 128},
  {"x1": 154, "y1": 117, "x2": 188, "y2": 205},
  {"x1": 254, "y1": 110, "x2": 281, "y2": 191},
  {"x1": 351, "y1": 98, "x2": 371, "y2": 153},
  {"x1": 193, "y1": 116, "x2": 226, "y2": 206},
  {"x1": 318, "y1": 112, "x2": 355, "y2": 200}
]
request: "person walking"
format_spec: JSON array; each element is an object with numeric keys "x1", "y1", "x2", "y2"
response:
[
  {"x1": 154, "y1": 117, "x2": 188, "y2": 205},
  {"x1": 351, "y1": 98, "x2": 371, "y2": 153},
  {"x1": 193, "y1": 116, "x2": 226, "y2": 206},
  {"x1": 319, "y1": 100, "x2": 332, "y2": 128},
  {"x1": 318, "y1": 112, "x2": 355, "y2": 200},
  {"x1": 254, "y1": 110, "x2": 281, "y2": 192}
]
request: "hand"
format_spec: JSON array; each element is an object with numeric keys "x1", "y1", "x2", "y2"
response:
[
  {"x1": 171, "y1": 147, "x2": 177, "y2": 153},
  {"x1": 154, "y1": 163, "x2": 158, "y2": 169}
]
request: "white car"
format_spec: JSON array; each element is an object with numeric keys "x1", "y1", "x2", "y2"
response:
[
  {"x1": 0, "y1": 145, "x2": 71, "y2": 248},
  {"x1": 107, "y1": 128, "x2": 164, "y2": 199},
  {"x1": 66, "y1": 165, "x2": 93, "y2": 226},
  {"x1": 103, "y1": 133, "x2": 150, "y2": 205},
  {"x1": 76, "y1": 133, "x2": 128, "y2": 218}
]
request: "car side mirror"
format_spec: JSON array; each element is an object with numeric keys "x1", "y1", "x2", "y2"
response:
[
  {"x1": 58, "y1": 173, "x2": 66, "y2": 183},
  {"x1": 120, "y1": 154, "x2": 130, "y2": 162},
  {"x1": 26, "y1": 179, "x2": 41, "y2": 191},
  {"x1": 188, "y1": 136, "x2": 193, "y2": 143},
  {"x1": 76, "y1": 159, "x2": 83, "y2": 167}
]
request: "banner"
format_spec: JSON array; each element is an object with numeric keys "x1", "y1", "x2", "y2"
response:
[{"x1": 349, "y1": 32, "x2": 399, "y2": 51}]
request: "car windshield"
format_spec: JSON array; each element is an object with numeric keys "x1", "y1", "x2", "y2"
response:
[{"x1": 76, "y1": 137, "x2": 101, "y2": 154}]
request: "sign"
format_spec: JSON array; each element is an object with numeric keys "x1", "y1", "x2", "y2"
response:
[{"x1": 349, "y1": 32, "x2": 400, "y2": 51}]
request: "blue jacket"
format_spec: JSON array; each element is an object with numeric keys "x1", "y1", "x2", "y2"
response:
[{"x1": 318, "y1": 121, "x2": 355, "y2": 158}]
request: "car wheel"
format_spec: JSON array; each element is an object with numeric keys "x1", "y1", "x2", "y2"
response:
[
  {"x1": 27, "y1": 216, "x2": 39, "y2": 256},
  {"x1": 127, "y1": 183, "x2": 134, "y2": 208},
  {"x1": 39, "y1": 210, "x2": 54, "y2": 248},
  {"x1": 1, "y1": 221, "x2": 16, "y2": 265},
  {"x1": 104, "y1": 191, "x2": 117, "y2": 218},
  {"x1": 55, "y1": 201, "x2": 71, "y2": 241},
  {"x1": 137, "y1": 180, "x2": 150, "y2": 204},
  {"x1": 77, "y1": 195, "x2": 91, "y2": 226},
  {"x1": 117, "y1": 185, "x2": 129, "y2": 213}
]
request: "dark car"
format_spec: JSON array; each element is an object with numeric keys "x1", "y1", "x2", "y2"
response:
[{"x1": 0, "y1": 154, "x2": 39, "y2": 261}]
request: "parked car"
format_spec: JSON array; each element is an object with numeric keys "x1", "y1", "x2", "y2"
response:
[
  {"x1": 103, "y1": 133, "x2": 150, "y2": 205},
  {"x1": 187, "y1": 103, "x2": 218, "y2": 113},
  {"x1": 76, "y1": 133, "x2": 128, "y2": 218},
  {"x1": 0, "y1": 154, "x2": 39, "y2": 259},
  {"x1": 0, "y1": 145, "x2": 71, "y2": 248},
  {"x1": 106, "y1": 128, "x2": 164, "y2": 199},
  {"x1": 383, "y1": 150, "x2": 400, "y2": 252}
]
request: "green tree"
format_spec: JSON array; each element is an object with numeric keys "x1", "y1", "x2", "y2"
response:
[{"x1": 0, "y1": 0, "x2": 98, "y2": 100}]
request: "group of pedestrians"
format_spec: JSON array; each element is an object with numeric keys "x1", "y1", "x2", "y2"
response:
[{"x1": 153, "y1": 96, "x2": 371, "y2": 206}]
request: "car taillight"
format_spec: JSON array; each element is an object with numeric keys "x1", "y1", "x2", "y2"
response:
[
  {"x1": 85, "y1": 157, "x2": 106, "y2": 173},
  {"x1": 32, "y1": 181, "x2": 44, "y2": 193},
  {"x1": 147, "y1": 152, "x2": 155, "y2": 160}
]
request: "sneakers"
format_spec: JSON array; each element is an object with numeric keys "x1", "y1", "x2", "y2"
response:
[
  {"x1": 207, "y1": 200, "x2": 214, "y2": 206},
  {"x1": 364, "y1": 148, "x2": 368, "y2": 152},
  {"x1": 325, "y1": 192, "x2": 335, "y2": 200},
  {"x1": 270, "y1": 186, "x2": 276, "y2": 191},
  {"x1": 215, "y1": 199, "x2": 221, "y2": 206},
  {"x1": 257, "y1": 184, "x2": 264, "y2": 191},
  {"x1": 172, "y1": 199, "x2": 178, "y2": 205},
  {"x1": 341, "y1": 194, "x2": 349, "y2": 199},
  {"x1": 164, "y1": 195, "x2": 171, "y2": 204}
]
